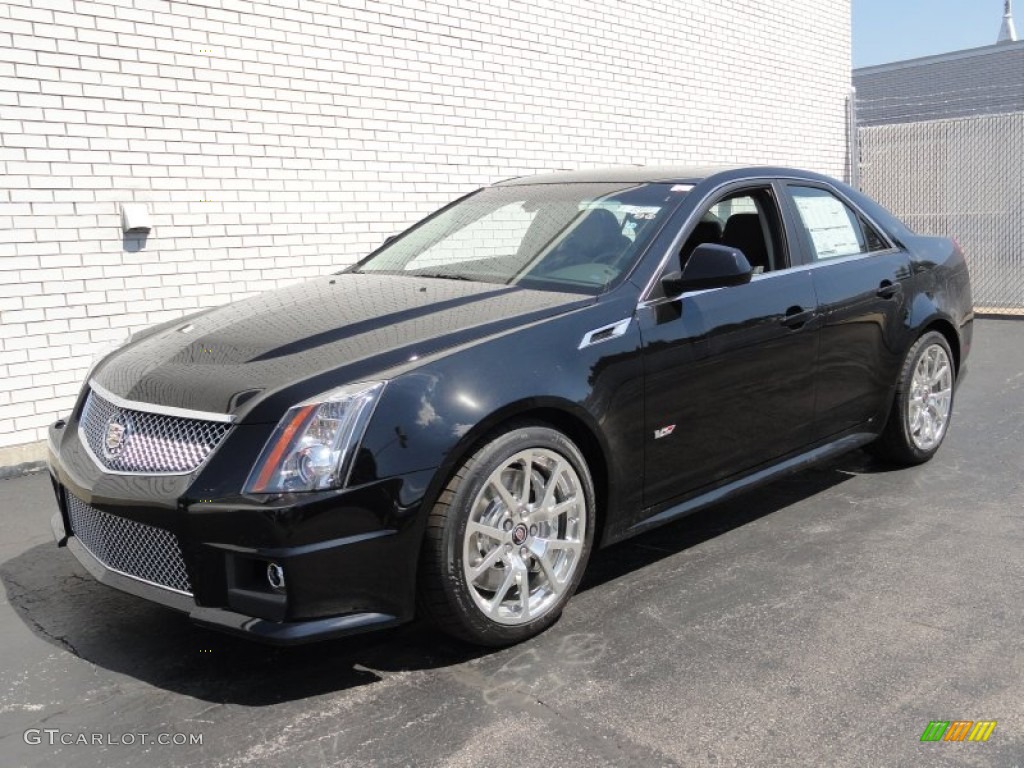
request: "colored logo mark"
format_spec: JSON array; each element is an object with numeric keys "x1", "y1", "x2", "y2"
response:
[{"x1": 920, "y1": 720, "x2": 997, "y2": 742}]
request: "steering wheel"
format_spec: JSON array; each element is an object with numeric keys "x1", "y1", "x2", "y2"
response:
[
  {"x1": 588, "y1": 263, "x2": 620, "y2": 282},
  {"x1": 538, "y1": 243, "x2": 627, "y2": 275},
  {"x1": 536, "y1": 242, "x2": 583, "y2": 273},
  {"x1": 543, "y1": 262, "x2": 620, "y2": 284},
  {"x1": 601, "y1": 244, "x2": 637, "y2": 274}
]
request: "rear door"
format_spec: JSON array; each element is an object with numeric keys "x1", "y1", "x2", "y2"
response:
[
  {"x1": 637, "y1": 183, "x2": 820, "y2": 511},
  {"x1": 780, "y1": 183, "x2": 913, "y2": 439}
]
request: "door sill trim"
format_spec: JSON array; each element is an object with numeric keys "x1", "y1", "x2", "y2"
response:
[{"x1": 626, "y1": 431, "x2": 877, "y2": 537}]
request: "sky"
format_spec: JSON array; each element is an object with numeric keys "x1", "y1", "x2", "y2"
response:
[{"x1": 853, "y1": 0, "x2": 1013, "y2": 68}]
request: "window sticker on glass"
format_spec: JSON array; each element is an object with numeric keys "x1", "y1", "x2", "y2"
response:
[
  {"x1": 578, "y1": 203, "x2": 661, "y2": 220},
  {"x1": 620, "y1": 205, "x2": 661, "y2": 220},
  {"x1": 793, "y1": 192, "x2": 862, "y2": 259}
]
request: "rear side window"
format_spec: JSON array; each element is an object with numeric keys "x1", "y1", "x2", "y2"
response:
[{"x1": 788, "y1": 186, "x2": 889, "y2": 261}]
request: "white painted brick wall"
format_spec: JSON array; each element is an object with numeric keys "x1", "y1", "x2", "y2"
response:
[{"x1": 0, "y1": 0, "x2": 851, "y2": 450}]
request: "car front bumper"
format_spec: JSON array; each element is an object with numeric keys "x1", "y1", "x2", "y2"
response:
[{"x1": 47, "y1": 420, "x2": 435, "y2": 645}]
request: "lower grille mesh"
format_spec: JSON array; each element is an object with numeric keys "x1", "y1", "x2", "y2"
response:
[{"x1": 66, "y1": 493, "x2": 192, "y2": 595}]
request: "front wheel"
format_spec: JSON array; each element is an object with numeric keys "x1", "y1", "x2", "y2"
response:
[
  {"x1": 418, "y1": 423, "x2": 595, "y2": 646},
  {"x1": 871, "y1": 331, "x2": 956, "y2": 465}
]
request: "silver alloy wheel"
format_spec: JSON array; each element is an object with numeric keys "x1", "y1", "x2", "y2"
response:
[
  {"x1": 462, "y1": 448, "x2": 586, "y2": 625},
  {"x1": 907, "y1": 343, "x2": 953, "y2": 451}
]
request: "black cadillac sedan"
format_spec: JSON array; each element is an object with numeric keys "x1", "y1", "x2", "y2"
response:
[{"x1": 47, "y1": 166, "x2": 973, "y2": 646}]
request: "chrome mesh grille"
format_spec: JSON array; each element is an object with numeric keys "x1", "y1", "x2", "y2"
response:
[
  {"x1": 66, "y1": 493, "x2": 192, "y2": 595},
  {"x1": 79, "y1": 388, "x2": 230, "y2": 474}
]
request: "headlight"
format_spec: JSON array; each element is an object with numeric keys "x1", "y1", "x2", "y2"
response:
[{"x1": 244, "y1": 381, "x2": 385, "y2": 493}]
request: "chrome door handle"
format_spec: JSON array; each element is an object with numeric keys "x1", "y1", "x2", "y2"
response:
[
  {"x1": 782, "y1": 306, "x2": 813, "y2": 329},
  {"x1": 877, "y1": 280, "x2": 903, "y2": 299}
]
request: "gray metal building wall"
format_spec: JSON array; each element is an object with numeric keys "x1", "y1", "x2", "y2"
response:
[
  {"x1": 854, "y1": 42, "x2": 1024, "y2": 126},
  {"x1": 859, "y1": 113, "x2": 1024, "y2": 311}
]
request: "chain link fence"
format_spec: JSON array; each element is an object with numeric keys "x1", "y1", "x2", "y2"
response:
[{"x1": 858, "y1": 112, "x2": 1024, "y2": 314}]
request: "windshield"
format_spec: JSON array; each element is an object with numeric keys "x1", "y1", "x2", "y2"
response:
[{"x1": 351, "y1": 182, "x2": 687, "y2": 294}]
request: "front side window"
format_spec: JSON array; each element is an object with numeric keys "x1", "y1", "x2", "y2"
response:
[
  {"x1": 788, "y1": 186, "x2": 889, "y2": 261},
  {"x1": 678, "y1": 188, "x2": 787, "y2": 274},
  {"x1": 353, "y1": 182, "x2": 688, "y2": 294}
]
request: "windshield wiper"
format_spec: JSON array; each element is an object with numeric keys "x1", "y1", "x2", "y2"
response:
[{"x1": 412, "y1": 272, "x2": 486, "y2": 283}]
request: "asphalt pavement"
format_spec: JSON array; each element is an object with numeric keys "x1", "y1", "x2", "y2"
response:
[{"x1": 1, "y1": 319, "x2": 1022, "y2": 768}]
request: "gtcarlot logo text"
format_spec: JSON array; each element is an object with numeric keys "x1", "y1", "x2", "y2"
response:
[{"x1": 24, "y1": 729, "x2": 203, "y2": 747}]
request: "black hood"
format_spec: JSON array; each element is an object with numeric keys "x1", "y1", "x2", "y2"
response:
[{"x1": 92, "y1": 274, "x2": 591, "y2": 419}]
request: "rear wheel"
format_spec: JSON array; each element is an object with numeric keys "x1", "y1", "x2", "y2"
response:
[
  {"x1": 418, "y1": 423, "x2": 595, "y2": 646},
  {"x1": 871, "y1": 331, "x2": 955, "y2": 465}
]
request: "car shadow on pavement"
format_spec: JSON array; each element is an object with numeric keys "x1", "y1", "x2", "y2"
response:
[
  {"x1": 579, "y1": 449, "x2": 878, "y2": 592},
  {"x1": 0, "y1": 450, "x2": 875, "y2": 707}
]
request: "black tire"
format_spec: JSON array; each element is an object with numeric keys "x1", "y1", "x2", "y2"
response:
[
  {"x1": 417, "y1": 422, "x2": 596, "y2": 646},
  {"x1": 870, "y1": 331, "x2": 956, "y2": 466}
]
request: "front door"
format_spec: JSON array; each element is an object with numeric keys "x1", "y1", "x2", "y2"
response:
[{"x1": 638, "y1": 185, "x2": 820, "y2": 511}]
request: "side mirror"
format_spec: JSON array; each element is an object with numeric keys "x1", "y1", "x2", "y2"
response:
[
  {"x1": 382, "y1": 234, "x2": 399, "y2": 247},
  {"x1": 662, "y1": 243, "x2": 754, "y2": 294}
]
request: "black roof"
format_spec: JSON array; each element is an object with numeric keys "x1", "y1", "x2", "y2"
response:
[{"x1": 491, "y1": 165, "x2": 828, "y2": 186}]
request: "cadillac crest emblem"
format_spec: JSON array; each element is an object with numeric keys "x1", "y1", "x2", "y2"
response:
[{"x1": 103, "y1": 418, "x2": 127, "y2": 458}]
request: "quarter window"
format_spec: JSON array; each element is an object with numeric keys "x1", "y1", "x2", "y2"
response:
[{"x1": 788, "y1": 186, "x2": 889, "y2": 261}]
